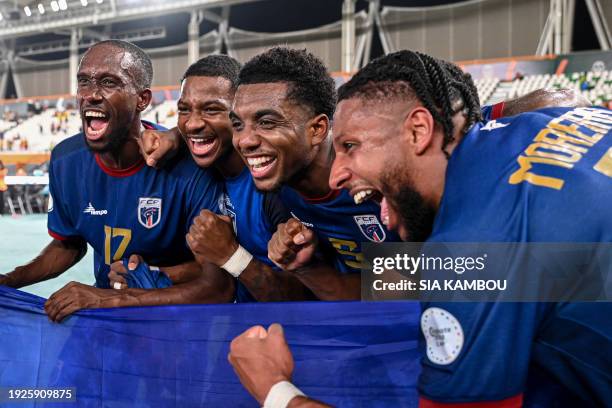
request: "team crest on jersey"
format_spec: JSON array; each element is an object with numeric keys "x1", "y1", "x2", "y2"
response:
[
  {"x1": 138, "y1": 198, "x2": 162, "y2": 229},
  {"x1": 354, "y1": 215, "x2": 386, "y2": 242},
  {"x1": 218, "y1": 194, "x2": 237, "y2": 233}
]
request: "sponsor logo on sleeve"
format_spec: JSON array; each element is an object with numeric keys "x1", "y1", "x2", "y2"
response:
[{"x1": 83, "y1": 202, "x2": 107, "y2": 216}]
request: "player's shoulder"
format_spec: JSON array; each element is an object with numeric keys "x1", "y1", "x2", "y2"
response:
[
  {"x1": 490, "y1": 106, "x2": 609, "y2": 127},
  {"x1": 471, "y1": 106, "x2": 612, "y2": 142},
  {"x1": 141, "y1": 120, "x2": 166, "y2": 131},
  {"x1": 50, "y1": 133, "x2": 89, "y2": 163}
]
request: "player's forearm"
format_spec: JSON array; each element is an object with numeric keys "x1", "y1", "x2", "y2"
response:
[
  {"x1": 288, "y1": 396, "x2": 332, "y2": 408},
  {"x1": 159, "y1": 260, "x2": 203, "y2": 284},
  {"x1": 238, "y1": 259, "x2": 314, "y2": 301},
  {"x1": 3, "y1": 238, "x2": 86, "y2": 288},
  {"x1": 292, "y1": 263, "x2": 361, "y2": 301},
  {"x1": 502, "y1": 88, "x2": 591, "y2": 117},
  {"x1": 98, "y1": 273, "x2": 235, "y2": 308}
]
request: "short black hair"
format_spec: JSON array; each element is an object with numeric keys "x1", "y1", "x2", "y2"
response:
[
  {"x1": 338, "y1": 50, "x2": 482, "y2": 155},
  {"x1": 85, "y1": 40, "x2": 153, "y2": 91},
  {"x1": 238, "y1": 47, "x2": 336, "y2": 118},
  {"x1": 182, "y1": 54, "x2": 241, "y2": 90}
]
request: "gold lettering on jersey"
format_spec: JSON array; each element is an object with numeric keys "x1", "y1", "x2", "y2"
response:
[
  {"x1": 594, "y1": 147, "x2": 612, "y2": 178},
  {"x1": 509, "y1": 108, "x2": 612, "y2": 190},
  {"x1": 328, "y1": 237, "x2": 365, "y2": 270}
]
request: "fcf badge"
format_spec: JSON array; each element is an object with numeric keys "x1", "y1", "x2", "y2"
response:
[
  {"x1": 138, "y1": 198, "x2": 162, "y2": 229},
  {"x1": 354, "y1": 214, "x2": 386, "y2": 242}
]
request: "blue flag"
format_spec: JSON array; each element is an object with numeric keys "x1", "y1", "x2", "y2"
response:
[{"x1": 0, "y1": 287, "x2": 421, "y2": 407}]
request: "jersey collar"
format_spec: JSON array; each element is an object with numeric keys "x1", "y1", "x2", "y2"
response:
[
  {"x1": 299, "y1": 188, "x2": 342, "y2": 203},
  {"x1": 93, "y1": 120, "x2": 149, "y2": 178}
]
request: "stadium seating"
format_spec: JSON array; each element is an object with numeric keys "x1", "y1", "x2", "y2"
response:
[
  {"x1": 473, "y1": 77, "x2": 500, "y2": 106},
  {"x1": 143, "y1": 100, "x2": 178, "y2": 129},
  {"x1": 494, "y1": 70, "x2": 612, "y2": 107},
  {"x1": 2, "y1": 108, "x2": 81, "y2": 152}
]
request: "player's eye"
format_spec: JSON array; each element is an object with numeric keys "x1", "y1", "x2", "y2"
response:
[
  {"x1": 101, "y1": 78, "x2": 118, "y2": 87},
  {"x1": 258, "y1": 119, "x2": 275, "y2": 129},
  {"x1": 77, "y1": 78, "x2": 90, "y2": 87},
  {"x1": 343, "y1": 141, "x2": 356, "y2": 151},
  {"x1": 177, "y1": 106, "x2": 189, "y2": 114},
  {"x1": 205, "y1": 107, "x2": 223, "y2": 115},
  {"x1": 231, "y1": 119, "x2": 243, "y2": 130}
]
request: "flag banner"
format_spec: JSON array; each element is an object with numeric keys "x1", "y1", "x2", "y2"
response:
[{"x1": 0, "y1": 287, "x2": 420, "y2": 407}]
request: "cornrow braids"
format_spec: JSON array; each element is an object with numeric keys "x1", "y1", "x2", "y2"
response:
[
  {"x1": 338, "y1": 50, "x2": 482, "y2": 157},
  {"x1": 440, "y1": 60, "x2": 482, "y2": 131}
]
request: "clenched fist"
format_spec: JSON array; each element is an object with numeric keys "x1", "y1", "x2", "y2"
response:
[
  {"x1": 268, "y1": 218, "x2": 317, "y2": 271},
  {"x1": 139, "y1": 127, "x2": 181, "y2": 168},
  {"x1": 228, "y1": 324, "x2": 294, "y2": 405},
  {"x1": 186, "y1": 210, "x2": 238, "y2": 266}
]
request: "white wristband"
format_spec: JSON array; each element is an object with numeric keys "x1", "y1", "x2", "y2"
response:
[
  {"x1": 263, "y1": 381, "x2": 305, "y2": 408},
  {"x1": 221, "y1": 245, "x2": 253, "y2": 277}
]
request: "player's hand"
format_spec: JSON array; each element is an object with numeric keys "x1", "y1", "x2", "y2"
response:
[
  {"x1": 228, "y1": 323, "x2": 294, "y2": 405},
  {"x1": 44, "y1": 282, "x2": 110, "y2": 322},
  {"x1": 186, "y1": 210, "x2": 238, "y2": 267},
  {"x1": 0, "y1": 273, "x2": 10, "y2": 286},
  {"x1": 138, "y1": 127, "x2": 181, "y2": 168},
  {"x1": 268, "y1": 218, "x2": 317, "y2": 271},
  {"x1": 108, "y1": 254, "x2": 143, "y2": 289}
]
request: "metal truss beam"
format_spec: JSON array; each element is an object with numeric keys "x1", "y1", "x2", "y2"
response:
[
  {"x1": 16, "y1": 27, "x2": 166, "y2": 56},
  {"x1": 0, "y1": 0, "x2": 263, "y2": 40}
]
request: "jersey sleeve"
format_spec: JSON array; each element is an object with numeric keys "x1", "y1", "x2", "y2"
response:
[
  {"x1": 262, "y1": 190, "x2": 291, "y2": 233},
  {"x1": 480, "y1": 102, "x2": 505, "y2": 122},
  {"x1": 418, "y1": 301, "x2": 551, "y2": 407},
  {"x1": 184, "y1": 168, "x2": 223, "y2": 234},
  {"x1": 47, "y1": 157, "x2": 79, "y2": 240}
]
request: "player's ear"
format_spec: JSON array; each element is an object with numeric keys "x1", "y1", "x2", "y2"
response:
[
  {"x1": 136, "y1": 89, "x2": 153, "y2": 113},
  {"x1": 403, "y1": 106, "x2": 435, "y2": 156},
  {"x1": 309, "y1": 113, "x2": 330, "y2": 147}
]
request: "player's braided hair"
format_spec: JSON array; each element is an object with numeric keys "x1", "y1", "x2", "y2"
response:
[{"x1": 338, "y1": 50, "x2": 482, "y2": 157}]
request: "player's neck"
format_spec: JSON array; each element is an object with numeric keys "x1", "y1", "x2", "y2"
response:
[
  {"x1": 97, "y1": 119, "x2": 143, "y2": 170},
  {"x1": 420, "y1": 131, "x2": 462, "y2": 210},
  {"x1": 216, "y1": 150, "x2": 245, "y2": 178},
  {"x1": 290, "y1": 139, "x2": 334, "y2": 198}
]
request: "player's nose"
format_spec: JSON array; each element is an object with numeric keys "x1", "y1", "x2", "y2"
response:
[
  {"x1": 329, "y1": 156, "x2": 351, "y2": 190},
  {"x1": 235, "y1": 127, "x2": 260, "y2": 152},
  {"x1": 185, "y1": 114, "x2": 206, "y2": 134},
  {"x1": 81, "y1": 86, "x2": 103, "y2": 103}
]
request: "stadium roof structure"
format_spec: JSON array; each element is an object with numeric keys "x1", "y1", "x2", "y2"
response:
[{"x1": 0, "y1": 0, "x2": 263, "y2": 40}]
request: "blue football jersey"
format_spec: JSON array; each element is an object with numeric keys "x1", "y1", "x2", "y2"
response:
[
  {"x1": 279, "y1": 187, "x2": 400, "y2": 273},
  {"x1": 419, "y1": 107, "x2": 612, "y2": 406},
  {"x1": 221, "y1": 167, "x2": 289, "y2": 302},
  {"x1": 47, "y1": 121, "x2": 224, "y2": 288}
]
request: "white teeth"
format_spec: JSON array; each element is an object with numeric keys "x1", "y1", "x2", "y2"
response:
[
  {"x1": 353, "y1": 189, "x2": 373, "y2": 205},
  {"x1": 247, "y1": 156, "x2": 274, "y2": 167},
  {"x1": 84, "y1": 111, "x2": 106, "y2": 118},
  {"x1": 190, "y1": 137, "x2": 214, "y2": 143}
]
